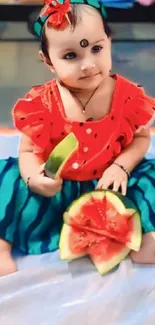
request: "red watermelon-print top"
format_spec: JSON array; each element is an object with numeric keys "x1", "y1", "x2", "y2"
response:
[{"x1": 12, "y1": 74, "x2": 155, "y2": 181}]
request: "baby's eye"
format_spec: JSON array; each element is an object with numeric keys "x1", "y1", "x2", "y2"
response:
[
  {"x1": 91, "y1": 45, "x2": 103, "y2": 53},
  {"x1": 63, "y1": 52, "x2": 77, "y2": 60}
]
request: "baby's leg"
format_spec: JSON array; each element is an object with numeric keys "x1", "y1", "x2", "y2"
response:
[
  {"x1": 0, "y1": 239, "x2": 17, "y2": 276},
  {"x1": 130, "y1": 232, "x2": 155, "y2": 264}
]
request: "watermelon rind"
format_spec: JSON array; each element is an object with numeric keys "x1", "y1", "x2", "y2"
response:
[
  {"x1": 105, "y1": 190, "x2": 137, "y2": 216},
  {"x1": 59, "y1": 224, "x2": 86, "y2": 260},
  {"x1": 90, "y1": 246, "x2": 130, "y2": 275},
  {"x1": 44, "y1": 132, "x2": 78, "y2": 178},
  {"x1": 127, "y1": 211, "x2": 142, "y2": 251}
]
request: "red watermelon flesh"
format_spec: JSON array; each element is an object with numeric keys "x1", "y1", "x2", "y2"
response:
[
  {"x1": 64, "y1": 193, "x2": 135, "y2": 246},
  {"x1": 68, "y1": 226, "x2": 127, "y2": 260},
  {"x1": 68, "y1": 226, "x2": 105, "y2": 255},
  {"x1": 88, "y1": 238, "x2": 127, "y2": 261}
]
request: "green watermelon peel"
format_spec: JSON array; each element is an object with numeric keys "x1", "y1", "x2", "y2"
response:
[{"x1": 45, "y1": 132, "x2": 78, "y2": 178}]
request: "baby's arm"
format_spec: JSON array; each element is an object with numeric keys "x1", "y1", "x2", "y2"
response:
[
  {"x1": 19, "y1": 134, "x2": 62, "y2": 197},
  {"x1": 114, "y1": 128, "x2": 150, "y2": 173},
  {"x1": 19, "y1": 134, "x2": 44, "y2": 183}
]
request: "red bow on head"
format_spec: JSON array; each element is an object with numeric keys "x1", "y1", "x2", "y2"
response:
[{"x1": 41, "y1": 0, "x2": 71, "y2": 28}]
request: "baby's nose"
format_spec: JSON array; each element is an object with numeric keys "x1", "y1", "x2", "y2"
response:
[{"x1": 81, "y1": 62, "x2": 96, "y2": 71}]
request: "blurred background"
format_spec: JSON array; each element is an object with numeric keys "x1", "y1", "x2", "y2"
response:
[{"x1": 0, "y1": 0, "x2": 155, "y2": 128}]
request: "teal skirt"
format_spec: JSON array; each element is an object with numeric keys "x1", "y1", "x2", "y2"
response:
[{"x1": 0, "y1": 157, "x2": 155, "y2": 254}]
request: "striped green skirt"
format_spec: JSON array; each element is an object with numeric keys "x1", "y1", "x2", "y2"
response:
[{"x1": 0, "y1": 157, "x2": 155, "y2": 254}]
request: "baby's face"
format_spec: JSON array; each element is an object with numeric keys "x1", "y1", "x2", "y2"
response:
[{"x1": 45, "y1": 5, "x2": 112, "y2": 90}]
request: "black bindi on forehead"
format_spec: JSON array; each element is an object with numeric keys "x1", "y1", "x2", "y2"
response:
[{"x1": 80, "y1": 39, "x2": 89, "y2": 48}]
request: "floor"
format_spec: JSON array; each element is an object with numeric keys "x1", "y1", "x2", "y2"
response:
[{"x1": 0, "y1": 22, "x2": 155, "y2": 127}]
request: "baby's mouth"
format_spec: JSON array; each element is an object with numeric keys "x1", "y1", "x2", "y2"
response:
[{"x1": 80, "y1": 73, "x2": 100, "y2": 80}]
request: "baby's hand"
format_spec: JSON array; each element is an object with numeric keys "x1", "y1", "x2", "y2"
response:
[
  {"x1": 96, "y1": 164, "x2": 128, "y2": 195},
  {"x1": 28, "y1": 164, "x2": 63, "y2": 197}
]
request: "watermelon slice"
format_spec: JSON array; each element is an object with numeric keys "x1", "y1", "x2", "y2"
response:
[
  {"x1": 59, "y1": 190, "x2": 142, "y2": 275},
  {"x1": 63, "y1": 190, "x2": 142, "y2": 251},
  {"x1": 45, "y1": 132, "x2": 78, "y2": 178}
]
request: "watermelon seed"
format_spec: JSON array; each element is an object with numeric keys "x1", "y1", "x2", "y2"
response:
[
  {"x1": 79, "y1": 232, "x2": 85, "y2": 239},
  {"x1": 106, "y1": 209, "x2": 117, "y2": 217},
  {"x1": 20, "y1": 117, "x2": 25, "y2": 120},
  {"x1": 111, "y1": 223, "x2": 116, "y2": 229}
]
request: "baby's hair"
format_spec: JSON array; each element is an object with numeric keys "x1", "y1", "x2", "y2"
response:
[{"x1": 41, "y1": 4, "x2": 112, "y2": 60}]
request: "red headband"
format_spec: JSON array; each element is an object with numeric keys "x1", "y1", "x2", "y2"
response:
[{"x1": 40, "y1": 0, "x2": 71, "y2": 28}]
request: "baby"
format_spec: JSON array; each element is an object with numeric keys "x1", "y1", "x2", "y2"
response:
[{"x1": 0, "y1": 0, "x2": 155, "y2": 276}]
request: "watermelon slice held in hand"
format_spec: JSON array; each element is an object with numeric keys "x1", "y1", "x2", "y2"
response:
[
  {"x1": 45, "y1": 132, "x2": 78, "y2": 178},
  {"x1": 59, "y1": 190, "x2": 142, "y2": 275}
]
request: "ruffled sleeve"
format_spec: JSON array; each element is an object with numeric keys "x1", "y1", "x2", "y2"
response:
[
  {"x1": 12, "y1": 85, "x2": 53, "y2": 157},
  {"x1": 123, "y1": 86, "x2": 155, "y2": 133},
  {"x1": 115, "y1": 81, "x2": 155, "y2": 148}
]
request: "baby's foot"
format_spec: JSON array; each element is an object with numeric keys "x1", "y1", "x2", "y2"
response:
[
  {"x1": 0, "y1": 251, "x2": 17, "y2": 276},
  {"x1": 130, "y1": 232, "x2": 155, "y2": 264}
]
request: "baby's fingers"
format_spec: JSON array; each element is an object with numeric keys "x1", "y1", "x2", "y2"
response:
[
  {"x1": 121, "y1": 180, "x2": 127, "y2": 196},
  {"x1": 43, "y1": 177, "x2": 63, "y2": 196},
  {"x1": 112, "y1": 179, "x2": 127, "y2": 195},
  {"x1": 43, "y1": 176, "x2": 62, "y2": 187},
  {"x1": 96, "y1": 177, "x2": 113, "y2": 190},
  {"x1": 112, "y1": 180, "x2": 121, "y2": 193}
]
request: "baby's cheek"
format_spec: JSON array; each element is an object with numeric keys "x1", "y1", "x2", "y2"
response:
[
  {"x1": 57, "y1": 63, "x2": 76, "y2": 80},
  {"x1": 60, "y1": 67, "x2": 79, "y2": 87},
  {"x1": 99, "y1": 51, "x2": 111, "y2": 74}
]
